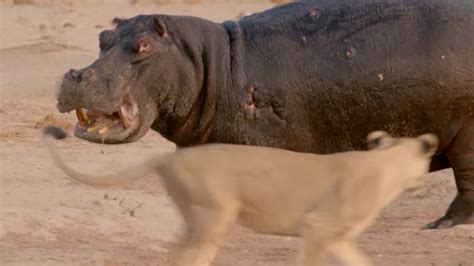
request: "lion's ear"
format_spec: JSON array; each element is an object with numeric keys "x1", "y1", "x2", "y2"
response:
[
  {"x1": 417, "y1": 134, "x2": 439, "y2": 156},
  {"x1": 367, "y1": 131, "x2": 393, "y2": 150}
]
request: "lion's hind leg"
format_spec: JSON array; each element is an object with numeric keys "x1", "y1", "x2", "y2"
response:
[
  {"x1": 329, "y1": 240, "x2": 372, "y2": 266},
  {"x1": 172, "y1": 203, "x2": 239, "y2": 266}
]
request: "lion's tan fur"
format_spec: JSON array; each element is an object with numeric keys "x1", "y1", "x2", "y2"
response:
[{"x1": 45, "y1": 131, "x2": 438, "y2": 266}]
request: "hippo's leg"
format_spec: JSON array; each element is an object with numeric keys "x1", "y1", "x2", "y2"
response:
[{"x1": 423, "y1": 121, "x2": 474, "y2": 229}]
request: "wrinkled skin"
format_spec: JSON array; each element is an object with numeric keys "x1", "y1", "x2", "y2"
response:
[{"x1": 57, "y1": 0, "x2": 474, "y2": 229}]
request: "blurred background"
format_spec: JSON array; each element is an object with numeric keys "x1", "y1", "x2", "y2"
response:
[
  {"x1": 1, "y1": 0, "x2": 286, "y2": 99},
  {"x1": 0, "y1": 1, "x2": 472, "y2": 265}
]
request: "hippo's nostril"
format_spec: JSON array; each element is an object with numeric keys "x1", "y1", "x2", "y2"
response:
[
  {"x1": 65, "y1": 69, "x2": 82, "y2": 81},
  {"x1": 82, "y1": 68, "x2": 96, "y2": 80}
]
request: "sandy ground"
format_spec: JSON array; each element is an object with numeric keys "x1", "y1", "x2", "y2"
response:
[{"x1": 0, "y1": 1, "x2": 473, "y2": 265}]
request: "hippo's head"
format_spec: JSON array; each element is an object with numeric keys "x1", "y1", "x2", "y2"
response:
[{"x1": 57, "y1": 15, "x2": 216, "y2": 144}]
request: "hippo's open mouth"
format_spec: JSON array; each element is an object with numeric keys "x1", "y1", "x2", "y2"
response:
[{"x1": 73, "y1": 93, "x2": 140, "y2": 143}]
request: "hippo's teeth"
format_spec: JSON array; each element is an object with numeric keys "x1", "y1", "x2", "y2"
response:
[
  {"x1": 87, "y1": 123, "x2": 101, "y2": 132},
  {"x1": 76, "y1": 108, "x2": 89, "y2": 126},
  {"x1": 118, "y1": 105, "x2": 131, "y2": 129},
  {"x1": 99, "y1": 127, "x2": 110, "y2": 134}
]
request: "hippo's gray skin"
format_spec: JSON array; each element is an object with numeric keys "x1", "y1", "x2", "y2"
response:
[{"x1": 57, "y1": 0, "x2": 473, "y2": 229}]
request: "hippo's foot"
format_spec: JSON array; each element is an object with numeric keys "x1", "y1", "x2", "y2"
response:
[{"x1": 422, "y1": 191, "x2": 474, "y2": 229}]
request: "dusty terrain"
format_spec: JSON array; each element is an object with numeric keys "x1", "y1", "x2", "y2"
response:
[{"x1": 0, "y1": 1, "x2": 473, "y2": 265}]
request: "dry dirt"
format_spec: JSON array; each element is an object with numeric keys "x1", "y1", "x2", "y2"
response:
[{"x1": 0, "y1": 1, "x2": 473, "y2": 265}]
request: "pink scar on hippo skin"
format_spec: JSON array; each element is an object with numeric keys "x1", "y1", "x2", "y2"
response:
[
  {"x1": 244, "y1": 84, "x2": 259, "y2": 120},
  {"x1": 245, "y1": 85, "x2": 256, "y2": 110},
  {"x1": 345, "y1": 46, "x2": 356, "y2": 59},
  {"x1": 309, "y1": 7, "x2": 318, "y2": 17}
]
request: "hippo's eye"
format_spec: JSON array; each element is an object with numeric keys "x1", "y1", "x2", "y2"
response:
[{"x1": 134, "y1": 39, "x2": 152, "y2": 54}]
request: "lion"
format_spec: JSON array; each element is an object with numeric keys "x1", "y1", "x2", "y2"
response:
[{"x1": 43, "y1": 126, "x2": 438, "y2": 266}]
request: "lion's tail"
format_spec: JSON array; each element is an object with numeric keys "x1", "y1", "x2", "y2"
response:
[{"x1": 43, "y1": 126, "x2": 163, "y2": 188}]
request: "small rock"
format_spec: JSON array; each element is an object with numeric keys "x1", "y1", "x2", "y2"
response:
[
  {"x1": 34, "y1": 113, "x2": 73, "y2": 129},
  {"x1": 63, "y1": 22, "x2": 75, "y2": 28}
]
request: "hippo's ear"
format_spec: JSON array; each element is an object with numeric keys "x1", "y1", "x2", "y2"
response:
[
  {"x1": 111, "y1": 17, "x2": 127, "y2": 26},
  {"x1": 417, "y1": 134, "x2": 439, "y2": 156},
  {"x1": 367, "y1": 131, "x2": 394, "y2": 150},
  {"x1": 154, "y1": 18, "x2": 168, "y2": 37}
]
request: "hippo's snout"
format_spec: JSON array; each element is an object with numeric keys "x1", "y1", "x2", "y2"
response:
[
  {"x1": 57, "y1": 67, "x2": 104, "y2": 113},
  {"x1": 56, "y1": 64, "x2": 145, "y2": 144},
  {"x1": 64, "y1": 68, "x2": 97, "y2": 83},
  {"x1": 60, "y1": 68, "x2": 99, "y2": 113}
]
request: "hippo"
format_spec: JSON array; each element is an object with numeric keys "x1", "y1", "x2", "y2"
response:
[{"x1": 56, "y1": 0, "x2": 474, "y2": 229}]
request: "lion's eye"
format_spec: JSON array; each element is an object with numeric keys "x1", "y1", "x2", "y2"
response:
[{"x1": 134, "y1": 40, "x2": 152, "y2": 54}]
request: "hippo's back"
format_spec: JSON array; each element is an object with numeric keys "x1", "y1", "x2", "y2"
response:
[
  {"x1": 237, "y1": 0, "x2": 474, "y2": 83},
  {"x1": 222, "y1": 0, "x2": 474, "y2": 154}
]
